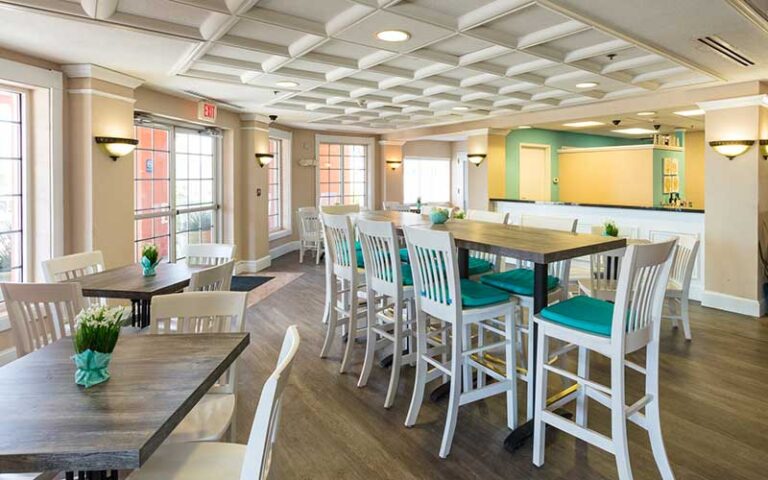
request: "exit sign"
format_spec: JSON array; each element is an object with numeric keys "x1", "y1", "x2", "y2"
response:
[{"x1": 197, "y1": 101, "x2": 217, "y2": 122}]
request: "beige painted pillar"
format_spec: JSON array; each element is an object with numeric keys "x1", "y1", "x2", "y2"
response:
[
  {"x1": 700, "y1": 95, "x2": 768, "y2": 317},
  {"x1": 380, "y1": 140, "x2": 405, "y2": 204},
  {"x1": 64, "y1": 65, "x2": 140, "y2": 268},
  {"x1": 239, "y1": 118, "x2": 271, "y2": 268},
  {"x1": 487, "y1": 132, "x2": 506, "y2": 199},
  {"x1": 466, "y1": 134, "x2": 489, "y2": 210}
]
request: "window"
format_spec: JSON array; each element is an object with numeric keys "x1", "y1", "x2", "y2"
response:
[
  {"x1": 318, "y1": 142, "x2": 368, "y2": 207},
  {"x1": 134, "y1": 124, "x2": 218, "y2": 262},
  {"x1": 403, "y1": 157, "x2": 450, "y2": 204},
  {"x1": 0, "y1": 89, "x2": 23, "y2": 285},
  {"x1": 268, "y1": 138, "x2": 281, "y2": 232}
]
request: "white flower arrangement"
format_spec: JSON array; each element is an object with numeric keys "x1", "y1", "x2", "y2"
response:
[{"x1": 73, "y1": 305, "x2": 129, "y2": 354}]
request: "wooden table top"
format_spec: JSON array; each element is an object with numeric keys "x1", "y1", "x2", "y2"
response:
[
  {"x1": 0, "y1": 333, "x2": 249, "y2": 473},
  {"x1": 357, "y1": 210, "x2": 626, "y2": 263},
  {"x1": 65, "y1": 263, "x2": 200, "y2": 300}
]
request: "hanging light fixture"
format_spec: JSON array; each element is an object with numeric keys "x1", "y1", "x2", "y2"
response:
[
  {"x1": 708, "y1": 140, "x2": 754, "y2": 160},
  {"x1": 467, "y1": 153, "x2": 486, "y2": 166},
  {"x1": 760, "y1": 140, "x2": 768, "y2": 160},
  {"x1": 255, "y1": 152, "x2": 274, "y2": 168},
  {"x1": 94, "y1": 137, "x2": 138, "y2": 161}
]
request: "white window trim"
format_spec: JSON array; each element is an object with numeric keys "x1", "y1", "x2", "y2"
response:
[
  {"x1": 403, "y1": 155, "x2": 452, "y2": 204},
  {"x1": 315, "y1": 134, "x2": 376, "y2": 210},
  {"x1": 268, "y1": 128, "x2": 292, "y2": 241}
]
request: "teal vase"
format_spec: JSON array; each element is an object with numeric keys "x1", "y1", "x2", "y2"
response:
[
  {"x1": 430, "y1": 210, "x2": 449, "y2": 225},
  {"x1": 72, "y1": 349, "x2": 112, "y2": 388},
  {"x1": 140, "y1": 256, "x2": 159, "y2": 276}
]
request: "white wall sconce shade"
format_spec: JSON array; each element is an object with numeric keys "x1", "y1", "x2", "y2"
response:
[{"x1": 94, "y1": 137, "x2": 138, "y2": 161}]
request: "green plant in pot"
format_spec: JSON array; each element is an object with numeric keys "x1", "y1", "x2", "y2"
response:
[
  {"x1": 140, "y1": 243, "x2": 161, "y2": 277},
  {"x1": 603, "y1": 219, "x2": 619, "y2": 237},
  {"x1": 430, "y1": 207, "x2": 450, "y2": 225},
  {"x1": 72, "y1": 305, "x2": 128, "y2": 388}
]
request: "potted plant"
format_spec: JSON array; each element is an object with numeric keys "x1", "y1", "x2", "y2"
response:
[
  {"x1": 430, "y1": 207, "x2": 450, "y2": 225},
  {"x1": 140, "y1": 243, "x2": 161, "y2": 277},
  {"x1": 603, "y1": 219, "x2": 619, "y2": 237},
  {"x1": 452, "y1": 208, "x2": 466, "y2": 220},
  {"x1": 72, "y1": 305, "x2": 129, "y2": 388}
]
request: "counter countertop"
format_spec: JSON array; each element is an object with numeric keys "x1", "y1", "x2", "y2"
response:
[{"x1": 490, "y1": 198, "x2": 704, "y2": 214}]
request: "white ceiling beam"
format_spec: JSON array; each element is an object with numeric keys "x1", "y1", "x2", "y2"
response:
[
  {"x1": 516, "y1": 20, "x2": 589, "y2": 50},
  {"x1": 564, "y1": 39, "x2": 632, "y2": 63},
  {"x1": 601, "y1": 54, "x2": 666, "y2": 74},
  {"x1": 167, "y1": 0, "x2": 230, "y2": 14},
  {"x1": 240, "y1": 7, "x2": 327, "y2": 37},
  {"x1": 196, "y1": 54, "x2": 263, "y2": 72},
  {"x1": 80, "y1": 0, "x2": 117, "y2": 19},
  {"x1": 457, "y1": 0, "x2": 535, "y2": 31},
  {"x1": 217, "y1": 34, "x2": 289, "y2": 56}
]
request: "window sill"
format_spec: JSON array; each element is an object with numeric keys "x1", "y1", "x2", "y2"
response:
[{"x1": 269, "y1": 229, "x2": 292, "y2": 242}]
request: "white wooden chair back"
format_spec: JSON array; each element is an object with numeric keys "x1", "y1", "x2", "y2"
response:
[
  {"x1": 586, "y1": 247, "x2": 627, "y2": 301},
  {"x1": 151, "y1": 291, "x2": 247, "y2": 394},
  {"x1": 1, "y1": 282, "x2": 85, "y2": 358},
  {"x1": 612, "y1": 240, "x2": 676, "y2": 353},
  {"x1": 42, "y1": 251, "x2": 105, "y2": 282},
  {"x1": 321, "y1": 213, "x2": 358, "y2": 283},
  {"x1": 189, "y1": 260, "x2": 235, "y2": 292},
  {"x1": 420, "y1": 205, "x2": 436, "y2": 216},
  {"x1": 518, "y1": 216, "x2": 577, "y2": 289},
  {"x1": 403, "y1": 226, "x2": 460, "y2": 323},
  {"x1": 669, "y1": 236, "x2": 699, "y2": 291},
  {"x1": 467, "y1": 209, "x2": 509, "y2": 224},
  {"x1": 298, "y1": 208, "x2": 322, "y2": 241},
  {"x1": 320, "y1": 204, "x2": 360, "y2": 215},
  {"x1": 357, "y1": 219, "x2": 402, "y2": 298},
  {"x1": 241, "y1": 325, "x2": 300, "y2": 480},
  {"x1": 185, "y1": 243, "x2": 237, "y2": 266}
]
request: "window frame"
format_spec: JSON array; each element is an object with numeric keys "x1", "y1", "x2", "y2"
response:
[
  {"x1": 402, "y1": 156, "x2": 451, "y2": 204},
  {"x1": 314, "y1": 134, "x2": 375, "y2": 210},
  {"x1": 0, "y1": 86, "x2": 27, "y2": 287},
  {"x1": 268, "y1": 128, "x2": 292, "y2": 241}
]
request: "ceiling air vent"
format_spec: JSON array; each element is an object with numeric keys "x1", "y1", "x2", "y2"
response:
[{"x1": 697, "y1": 35, "x2": 755, "y2": 67}]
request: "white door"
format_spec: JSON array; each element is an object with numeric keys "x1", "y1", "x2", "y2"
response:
[
  {"x1": 452, "y1": 152, "x2": 467, "y2": 210},
  {"x1": 519, "y1": 144, "x2": 550, "y2": 201}
]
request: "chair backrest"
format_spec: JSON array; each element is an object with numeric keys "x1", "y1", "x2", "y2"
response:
[
  {"x1": 357, "y1": 219, "x2": 403, "y2": 298},
  {"x1": 151, "y1": 291, "x2": 247, "y2": 394},
  {"x1": 321, "y1": 213, "x2": 358, "y2": 282},
  {"x1": 1, "y1": 282, "x2": 85, "y2": 358},
  {"x1": 185, "y1": 243, "x2": 237, "y2": 266},
  {"x1": 320, "y1": 204, "x2": 360, "y2": 215},
  {"x1": 42, "y1": 251, "x2": 104, "y2": 282},
  {"x1": 587, "y1": 247, "x2": 627, "y2": 301},
  {"x1": 669, "y1": 235, "x2": 700, "y2": 292},
  {"x1": 612, "y1": 240, "x2": 676, "y2": 352},
  {"x1": 189, "y1": 260, "x2": 235, "y2": 292},
  {"x1": 521, "y1": 214, "x2": 577, "y2": 233},
  {"x1": 403, "y1": 226, "x2": 460, "y2": 322},
  {"x1": 383, "y1": 201, "x2": 410, "y2": 212},
  {"x1": 241, "y1": 325, "x2": 300, "y2": 480},
  {"x1": 467, "y1": 209, "x2": 509, "y2": 224},
  {"x1": 297, "y1": 207, "x2": 322, "y2": 241}
]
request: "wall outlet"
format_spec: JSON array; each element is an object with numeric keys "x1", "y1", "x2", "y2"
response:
[{"x1": 257, "y1": 188, "x2": 262, "y2": 197}]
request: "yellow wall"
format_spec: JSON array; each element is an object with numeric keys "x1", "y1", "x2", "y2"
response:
[
  {"x1": 684, "y1": 130, "x2": 705, "y2": 209},
  {"x1": 558, "y1": 148, "x2": 654, "y2": 206},
  {"x1": 487, "y1": 134, "x2": 506, "y2": 198}
]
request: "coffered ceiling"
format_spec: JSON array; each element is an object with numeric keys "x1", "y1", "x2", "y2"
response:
[{"x1": 1, "y1": 0, "x2": 767, "y2": 133}]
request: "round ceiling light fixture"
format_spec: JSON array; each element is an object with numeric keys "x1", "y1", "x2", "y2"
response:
[
  {"x1": 576, "y1": 82, "x2": 598, "y2": 89},
  {"x1": 276, "y1": 81, "x2": 299, "y2": 88},
  {"x1": 452, "y1": 106, "x2": 469, "y2": 111},
  {"x1": 637, "y1": 111, "x2": 656, "y2": 116},
  {"x1": 517, "y1": 125, "x2": 532, "y2": 129},
  {"x1": 376, "y1": 30, "x2": 411, "y2": 42}
]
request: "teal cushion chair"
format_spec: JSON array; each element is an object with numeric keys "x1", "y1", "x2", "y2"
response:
[
  {"x1": 468, "y1": 256, "x2": 494, "y2": 276},
  {"x1": 421, "y1": 279, "x2": 510, "y2": 308},
  {"x1": 539, "y1": 295, "x2": 615, "y2": 337},
  {"x1": 357, "y1": 243, "x2": 414, "y2": 286},
  {"x1": 479, "y1": 268, "x2": 560, "y2": 296}
]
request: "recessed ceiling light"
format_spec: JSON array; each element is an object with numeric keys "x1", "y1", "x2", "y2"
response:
[
  {"x1": 517, "y1": 125, "x2": 532, "y2": 129},
  {"x1": 276, "y1": 81, "x2": 299, "y2": 88},
  {"x1": 674, "y1": 109, "x2": 705, "y2": 117},
  {"x1": 612, "y1": 128, "x2": 657, "y2": 135},
  {"x1": 452, "y1": 106, "x2": 469, "y2": 111},
  {"x1": 563, "y1": 121, "x2": 605, "y2": 128},
  {"x1": 576, "y1": 82, "x2": 598, "y2": 89},
  {"x1": 636, "y1": 111, "x2": 656, "y2": 116},
  {"x1": 376, "y1": 30, "x2": 411, "y2": 42}
]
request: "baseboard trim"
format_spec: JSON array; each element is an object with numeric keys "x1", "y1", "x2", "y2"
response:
[
  {"x1": 235, "y1": 255, "x2": 271, "y2": 274},
  {"x1": 270, "y1": 240, "x2": 300, "y2": 260},
  {"x1": 0, "y1": 347, "x2": 16, "y2": 367},
  {"x1": 701, "y1": 290, "x2": 764, "y2": 317}
]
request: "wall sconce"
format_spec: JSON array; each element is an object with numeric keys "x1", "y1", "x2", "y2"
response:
[
  {"x1": 467, "y1": 153, "x2": 486, "y2": 166},
  {"x1": 255, "y1": 153, "x2": 274, "y2": 168},
  {"x1": 709, "y1": 140, "x2": 754, "y2": 160},
  {"x1": 760, "y1": 140, "x2": 768, "y2": 160},
  {"x1": 386, "y1": 158, "x2": 402, "y2": 170},
  {"x1": 94, "y1": 137, "x2": 138, "y2": 161}
]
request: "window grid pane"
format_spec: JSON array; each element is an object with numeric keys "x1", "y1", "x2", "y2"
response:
[
  {"x1": 268, "y1": 138, "x2": 282, "y2": 232},
  {"x1": 0, "y1": 89, "x2": 23, "y2": 296},
  {"x1": 318, "y1": 142, "x2": 367, "y2": 208}
]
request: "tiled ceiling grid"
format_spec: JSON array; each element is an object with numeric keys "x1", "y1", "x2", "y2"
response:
[{"x1": 4, "y1": 0, "x2": 720, "y2": 131}]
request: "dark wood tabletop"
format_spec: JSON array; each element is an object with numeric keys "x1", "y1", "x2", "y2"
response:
[
  {"x1": 0, "y1": 333, "x2": 249, "y2": 473},
  {"x1": 65, "y1": 263, "x2": 200, "y2": 300},
  {"x1": 357, "y1": 210, "x2": 626, "y2": 263}
]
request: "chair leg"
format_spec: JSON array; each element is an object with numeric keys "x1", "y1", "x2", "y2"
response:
[
  {"x1": 461, "y1": 323, "x2": 471, "y2": 393},
  {"x1": 504, "y1": 310, "x2": 518, "y2": 430},
  {"x1": 526, "y1": 308, "x2": 535, "y2": 421},
  {"x1": 384, "y1": 301, "x2": 403, "y2": 408},
  {"x1": 576, "y1": 346, "x2": 589, "y2": 427},
  {"x1": 439, "y1": 323, "x2": 462, "y2": 458},
  {"x1": 532, "y1": 325, "x2": 549, "y2": 467},
  {"x1": 322, "y1": 263, "x2": 332, "y2": 325},
  {"x1": 299, "y1": 243, "x2": 305, "y2": 263},
  {"x1": 405, "y1": 311, "x2": 428, "y2": 427},
  {"x1": 340, "y1": 284, "x2": 358, "y2": 374},
  {"x1": 320, "y1": 279, "x2": 339, "y2": 358},
  {"x1": 680, "y1": 299, "x2": 692, "y2": 341},
  {"x1": 357, "y1": 290, "x2": 378, "y2": 388},
  {"x1": 477, "y1": 324, "x2": 485, "y2": 389},
  {"x1": 611, "y1": 355, "x2": 633, "y2": 480},
  {"x1": 645, "y1": 338, "x2": 675, "y2": 479}
]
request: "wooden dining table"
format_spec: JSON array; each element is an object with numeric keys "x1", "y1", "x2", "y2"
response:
[
  {"x1": 356, "y1": 210, "x2": 626, "y2": 451},
  {"x1": 0, "y1": 333, "x2": 249, "y2": 476}
]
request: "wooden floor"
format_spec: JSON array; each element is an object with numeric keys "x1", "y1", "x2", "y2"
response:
[{"x1": 234, "y1": 255, "x2": 768, "y2": 480}]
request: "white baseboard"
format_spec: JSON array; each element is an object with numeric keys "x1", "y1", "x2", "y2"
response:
[
  {"x1": 701, "y1": 290, "x2": 764, "y2": 317},
  {"x1": 0, "y1": 347, "x2": 16, "y2": 366},
  {"x1": 235, "y1": 255, "x2": 271, "y2": 274},
  {"x1": 270, "y1": 240, "x2": 300, "y2": 260}
]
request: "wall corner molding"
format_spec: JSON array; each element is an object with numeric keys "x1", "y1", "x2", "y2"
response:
[
  {"x1": 62, "y1": 64, "x2": 144, "y2": 89},
  {"x1": 235, "y1": 256, "x2": 272, "y2": 274},
  {"x1": 379, "y1": 140, "x2": 406, "y2": 146},
  {"x1": 701, "y1": 290, "x2": 763, "y2": 317},
  {"x1": 270, "y1": 240, "x2": 300, "y2": 260}
]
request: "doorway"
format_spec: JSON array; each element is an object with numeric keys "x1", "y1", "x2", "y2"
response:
[{"x1": 519, "y1": 143, "x2": 551, "y2": 201}]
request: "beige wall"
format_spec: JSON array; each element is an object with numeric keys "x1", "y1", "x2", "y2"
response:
[
  {"x1": 487, "y1": 134, "x2": 506, "y2": 199},
  {"x1": 382, "y1": 141, "x2": 404, "y2": 204},
  {"x1": 402, "y1": 140, "x2": 452, "y2": 158},
  {"x1": 684, "y1": 130, "x2": 705, "y2": 209},
  {"x1": 466, "y1": 134, "x2": 489, "y2": 209}
]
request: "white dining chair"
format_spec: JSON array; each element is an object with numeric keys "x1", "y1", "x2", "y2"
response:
[
  {"x1": 466, "y1": 209, "x2": 510, "y2": 278},
  {"x1": 577, "y1": 247, "x2": 627, "y2": 301},
  {"x1": 532, "y1": 240, "x2": 677, "y2": 480},
  {"x1": 150, "y1": 291, "x2": 248, "y2": 444},
  {"x1": 189, "y1": 260, "x2": 235, "y2": 292},
  {"x1": 664, "y1": 236, "x2": 700, "y2": 340},
  {"x1": 127, "y1": 325, "x2": 300, "y2": 480},
  {"x1": 1, "y1": 282, "x2": 85, "y2": 358},
  {"x1": 41, "y1": 251, "x2": 105, "y2": 306},
  {"x1": 404, "y1": 226, "x2": 518, "y2": 458},
  {"x1": 319, "y1": 213, "x2": 367, "y2": 374},
  {"x1": 466, "y1": 209, "x2": 509, "y2": 224},
  {"x1": 185, "y1": 243, "x2": 237, "y2": 266},
  {"x1": 319, "y1": 204, "x2": 360, "y2": 215},
  {"x1": 297, "y1": 207, "x2": 323, "y2": 264},
  {"x1": 319, "y1": 204, "x2": 362, "y2": 328},
  {"x1": 356, "y1": 218, "x2": 416, "y2": 408}
]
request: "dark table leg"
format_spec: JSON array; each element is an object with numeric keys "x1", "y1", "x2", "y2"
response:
[{"x1": 133, "y1": 298, "x2": 151, "y2": 329}]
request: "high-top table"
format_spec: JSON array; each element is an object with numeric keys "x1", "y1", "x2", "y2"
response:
[
  {"x1": 0, "y1": 333, "x2": 249, "y2": 476},
  {"x1": 357, "y1": 210, "x2": 626, "y2": 451}
]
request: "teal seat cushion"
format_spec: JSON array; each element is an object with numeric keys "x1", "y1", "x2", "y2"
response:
[
  {"x1": 468, "y1": 256, "x2": 494, "y2": 276},
  {"x1": 402, "y1": 263, "x2": 414, "y2": 286},
  {"x1": 539, "y1": 295, "x2": 614, "y2": 337},
  {"x1": 400, "y1": 247, "x2": 410, "y2": 263},
  {"x1": 459, "y1": 279, "x2": 509, "y2": 308},
  {"x1": 479, "y1": 268, "x2": 559, "y2": 297}
]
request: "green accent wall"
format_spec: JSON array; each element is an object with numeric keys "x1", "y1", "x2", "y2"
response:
[{"x1": 505, "y1": 128, "x2": 641, "y2": 200}]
